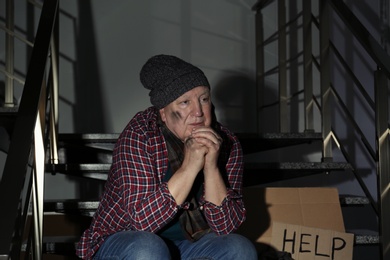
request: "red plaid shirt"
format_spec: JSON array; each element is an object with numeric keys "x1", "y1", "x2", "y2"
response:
[{"x1": 76, "y1": 107, "x2": 246, "y2": 259}]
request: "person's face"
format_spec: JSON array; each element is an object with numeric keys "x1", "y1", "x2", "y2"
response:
[{"x1": 159, "y1": 86, "x2": 212, "y2": 141}]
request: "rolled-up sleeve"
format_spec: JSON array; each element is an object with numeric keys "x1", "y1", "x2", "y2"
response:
[{"x1": 200, "y1": 131, "x2": 246, "y2": 234}]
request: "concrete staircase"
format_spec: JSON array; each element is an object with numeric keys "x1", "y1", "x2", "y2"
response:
[{"x1": 34, "y1": 132, "x2": 377, "y2": 258}]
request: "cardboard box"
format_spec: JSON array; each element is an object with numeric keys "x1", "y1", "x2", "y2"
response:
[{"x1": 237, "y1": 187, "x2": 354, "y2": 259}]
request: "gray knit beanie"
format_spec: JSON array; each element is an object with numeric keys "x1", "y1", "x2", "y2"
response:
[{"x1": 140, "y1": 54, "x2": 210, "y2": 109}]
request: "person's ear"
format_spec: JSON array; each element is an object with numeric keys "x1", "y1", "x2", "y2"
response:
[{"x1": 159, "y1": 108, "x2": 167, "y2": 122}]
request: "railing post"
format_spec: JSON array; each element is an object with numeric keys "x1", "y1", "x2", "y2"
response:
[
  {"x1": 278, "y1": 0, "x2": 288, "y2": 132},
  {"x1": 32, "y1": 79, "x2": 47, "y2": 260},
  {"x1": 254, "y1": 7, "x2": 265, "y2": 134},
  {"x1": 50, "y1": 14, "x2": 59, "y2": 164},
  {"x1": 320, "y1": 0, "x2": 333, "y2": 161},
  {"x1": 375, "y1": 69, "x2": 390, "y2": 260},
  {"x1": 303, "y1": 0, "x2": 314, "y2": 132},
  {"x1": 5, "y1": 0, "x2": 14, "y2": 107}
]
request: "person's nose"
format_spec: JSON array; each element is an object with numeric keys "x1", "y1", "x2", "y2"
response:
[{"x1": 192, "y1": 101, "x2": 203, "y2": 117}]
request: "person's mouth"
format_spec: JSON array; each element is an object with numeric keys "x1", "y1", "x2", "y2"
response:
[{"x1": 189, "y1": 122, "x2": 204, "y2": 126}]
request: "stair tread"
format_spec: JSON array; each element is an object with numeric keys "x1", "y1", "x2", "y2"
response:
[
  {"x1": 0, "y1": 106, "x2": 19, "y2": 114},
  {"x1": 354, "y1": 234, "x2": 380, "y2": 245},
  {"x1": 47, "y1": 163, "x2": 111, "y2": 172},
  {"x1": 237, "y1": 132, "x2": 322, "y2": 153},
  {"x1": 48, "y1": 162, "x2": 352, "y2": 184},
  {"x1": 55, "y1": 132, "x2": 323, "y2": 153},
  {"x1": 57, "y1": 132, "x2": 321, "y2": 140},
  {"x1": 58, "y1": 133, "x2": 119, "y2": 143},
  {"x1": 243, "y1": 162, "x2": 352, "y2": 185},
  {"x1": 49, "y1": 162, "x2": 351, "y2": 170},
  {"x1": 43, "y1": 194, "x2": 369, "y2": 213},
  {"x1": 45, "y1": 200, "x2": 99, "y2": 212},
  {"x1": 339, "y1": 195, "x2": 370, "y2": 205},
  {"x1": 245, "y1": 161, "x2": 352, "y2": 170},
  {"x1": 237, "y1": 132, "x2": 322, "y2": 138},
  {"x1": 21, "y1": 236, "x2": 79, "y2": 255}
]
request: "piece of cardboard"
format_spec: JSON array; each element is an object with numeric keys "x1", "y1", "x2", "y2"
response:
[
  {"x1": 237, "y1": 187, "x2": 353, "y2": 258},
  {"x1": 271, "y1": 222, "x2": 354, "y2": 260}
]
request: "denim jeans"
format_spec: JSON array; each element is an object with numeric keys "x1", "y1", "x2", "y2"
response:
[{"x1": 93, "y1": 230, "x2": 258, "y2": 260}]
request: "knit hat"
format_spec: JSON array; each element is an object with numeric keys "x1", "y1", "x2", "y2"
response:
[{"x1": 140, "y1": 54, "x2": 210, "y2": 109}]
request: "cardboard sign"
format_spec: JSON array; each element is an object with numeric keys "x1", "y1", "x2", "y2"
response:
[
  {"x1": 236, "y1": 187, "x2": 354, "y2": 258},
  {"x1": 271, "y1": 222, "x2": 354, "y2": 260}
]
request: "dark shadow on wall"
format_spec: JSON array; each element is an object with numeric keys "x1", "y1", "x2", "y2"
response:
[
  {"x1": 212, "y1": 70, "x2": 280, "y2": 134},
  {"x1": 74, "y1": 0, "x2": 106, "y2": 133},
  {"x1": 71, "y1": 1, "x2": 107, "y2": 200},
  {"x1": 212, "y1": 70, "x2": 257, "y2": 134}
]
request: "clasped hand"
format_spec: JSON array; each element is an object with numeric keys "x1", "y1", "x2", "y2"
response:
[{"x1": 183, "y1": 126, "x2": 222, "y2": 173}]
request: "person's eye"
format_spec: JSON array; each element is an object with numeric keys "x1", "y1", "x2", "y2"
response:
[
  {"x1": 201, "y1": 96, "x2": 210, "y2": 103},
  {"x1": 180, "y1": 100, "x2": 189, "y2": 106}
]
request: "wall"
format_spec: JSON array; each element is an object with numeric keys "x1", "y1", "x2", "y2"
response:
[{"x1": 58, "y1": 0, "x2": 257, "y2": 134}]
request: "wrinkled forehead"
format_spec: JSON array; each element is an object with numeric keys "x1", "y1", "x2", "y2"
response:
[{"x1": 173, "y1": 86, "x2": 211, "y2": 101}]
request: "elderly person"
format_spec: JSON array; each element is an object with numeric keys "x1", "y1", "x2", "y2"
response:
[{"x1": 76, "y1": 54, "x2": 257, "y2": 259}]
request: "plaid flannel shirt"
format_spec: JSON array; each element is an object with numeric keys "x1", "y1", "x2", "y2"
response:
[{"x1": 76, "y1": 106, "x2": 246, "y2": 259}]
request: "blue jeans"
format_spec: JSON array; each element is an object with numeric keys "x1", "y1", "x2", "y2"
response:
[{"x1": 94, "y1": 231, "x2": 257, "y2": 260}]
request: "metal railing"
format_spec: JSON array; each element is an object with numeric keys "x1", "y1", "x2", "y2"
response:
[
  {"x1": 253, "y1": 0, "x2": 390, "y2": 259},
  {"x1": 4, "y1": 0, "x2": 14, "y2": 108},
  {"x1": 0, "y1": 0, "x2": 59, "y2": 259}
]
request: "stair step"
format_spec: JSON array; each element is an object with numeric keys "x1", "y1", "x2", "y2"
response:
[
  {"x1": 56, "y1": 132, "x2": 322, "y2": 155},
  {"x1": 21, "y1": 236, "x2": 79, "y2": 256},
  {"x1": 0, "y1": 106, "x2": 19, "y2": 113},
  {"x1": 46, "y1": 163, "x2": 110, "y2": 180},
  {"x1": 57, "y1": 145, "x2": 114, "y2": 164},
  {"x1": 243, "y1": 162, "x2": 352, "y2": 185},
  {"x1": 0, "y1": 106, "x2": 19, "y2": 135},
  {"x1": 354, "y1": 234, "x2": 380, "y2": 245},
  {"x1": 56, "y1": 134, "x2": 117, "y2": 164},
  {"x1": 237, "y1": 132, "x2": 322, "y2": 154},
  {"x1": 47, "y1": 163, "x2": 111, "y2": 172},
  {"x1": 43, "y1": 195, "x2": 368, "y2": 216},
  {"x1": 48, "y1": 161, "x2": 352, "y2": 184},
  {"x1": 58, "y1": 133, "x2": 119, "y2": 144},
  {"x1": 245, "y1": 161, "x2": 352, "y2": 171},
  {"x1": 339, "y1": 195, "x2": 370, "y2": 206},
  {"x1": 53, "y1": 132, "x2": 324, "y2": 165},
  {"x1": 58, "y1": 132, "x2": 322, "y2": 145},
  {"x1": 44, "y1": 200, "x2": 99, "y2": 217}
]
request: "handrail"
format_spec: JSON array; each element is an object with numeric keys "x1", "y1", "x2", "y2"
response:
[{"x1": 0, "y1": 0, "x2": 59, "y2": 258}]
